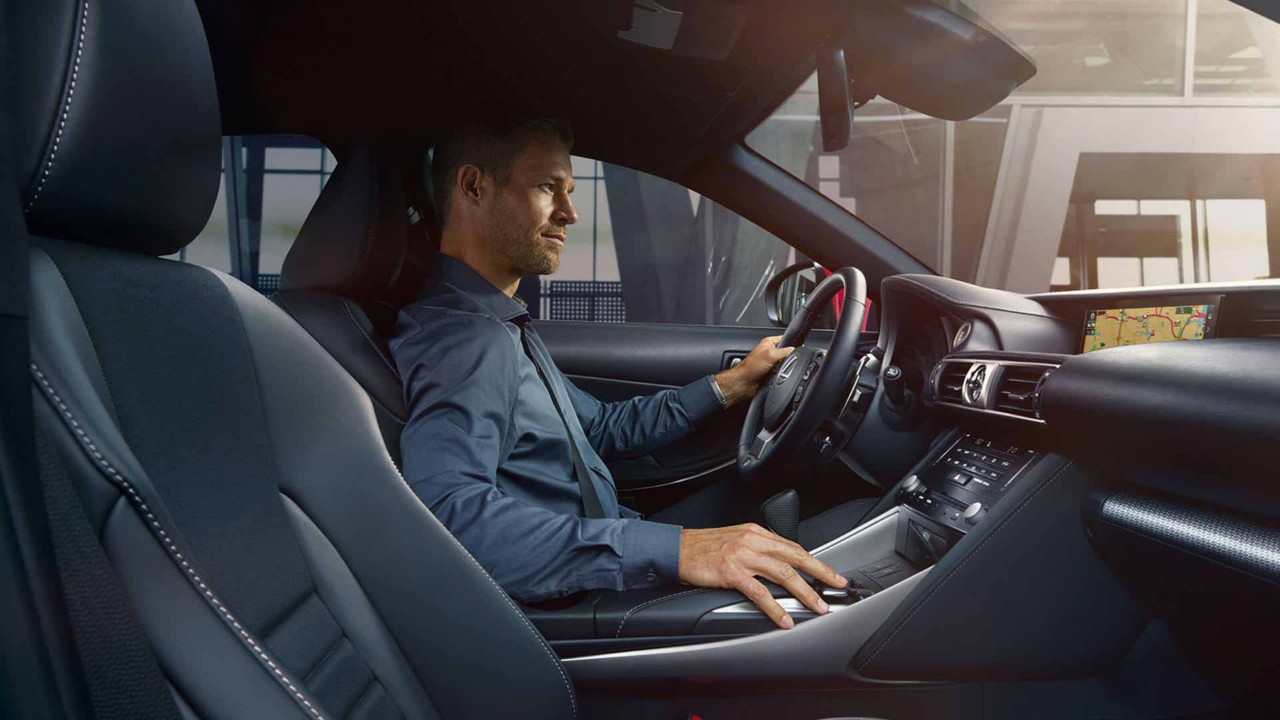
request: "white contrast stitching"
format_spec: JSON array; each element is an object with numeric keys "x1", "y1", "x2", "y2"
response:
[
  {"x1": 614, "y1": 588, "x2": 710, "y2": 638},
  {"x1": 857, "y1": 460, "x2": 1075, "y2": 671},
  {"x1": 31, "y1": 363, "x2": 328, "y2": 720},
  {"x1": 26, "y1": 2, "x2": 88, "y2": 215}
]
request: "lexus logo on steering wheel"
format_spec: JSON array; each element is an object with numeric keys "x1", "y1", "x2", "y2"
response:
[{"x1": 776, "y1": 354, "x2": 800, "y2": 384}]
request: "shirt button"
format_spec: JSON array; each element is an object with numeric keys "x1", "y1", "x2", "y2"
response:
[{"x1": 645, "y1": 569, "x2": 658, "y2": 583}]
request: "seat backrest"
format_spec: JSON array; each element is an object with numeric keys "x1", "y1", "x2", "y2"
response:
[
  {"x1": 17, "y1": 1, "x2": 574, "y2": 718},
  {"x1": 274, "y1": 148, "x2": 430, "y2": 465}
]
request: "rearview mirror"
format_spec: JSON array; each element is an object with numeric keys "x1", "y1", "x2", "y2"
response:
[
  {"x1": 817, "y1": 41, "x2": 854, "y2": 151},
  {"x1": 845, "y1": 0, "x2": 1036, "y2": 121}
]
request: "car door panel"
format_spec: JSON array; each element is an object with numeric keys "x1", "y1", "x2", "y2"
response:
[{"x1": 535, "y1": 321, "x2": 875, "y2": 495}]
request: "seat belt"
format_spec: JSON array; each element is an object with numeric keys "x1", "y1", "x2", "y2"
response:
[
  {"x1": 515, "y1": 317, "x2": 606, "y2": 519},
  {"x1": 33, "y1": 426, "x2": 182, "y2": 720}
]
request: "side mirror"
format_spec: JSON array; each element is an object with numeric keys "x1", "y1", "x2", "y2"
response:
[{"x1": 765, "y1": 263, "x2": 824, "y2": 328}]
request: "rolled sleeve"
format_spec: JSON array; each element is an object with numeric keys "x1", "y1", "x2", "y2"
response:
[{"x1": 621, "y1": 519, "x2": 683, "y2": 588}]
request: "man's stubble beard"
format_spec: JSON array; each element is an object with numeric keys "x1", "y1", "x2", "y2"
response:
[{"x1": 484, "y1": 197, "x2": 562, "y2": 276}]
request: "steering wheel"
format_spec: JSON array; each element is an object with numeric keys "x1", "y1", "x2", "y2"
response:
[{"x1": 738, "y1": 267, "x2": 868, "y2": 482}]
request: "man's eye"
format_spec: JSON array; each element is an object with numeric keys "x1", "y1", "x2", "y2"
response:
[{"x1": 539, "y1": 183, "x2": 555, "y2": 193}]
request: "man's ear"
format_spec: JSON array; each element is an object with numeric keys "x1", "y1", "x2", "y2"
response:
[{"x1": 457, "y1": 164, "x2": 488, "y2": 208}]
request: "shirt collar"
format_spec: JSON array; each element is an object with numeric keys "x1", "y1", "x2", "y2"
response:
[{"x1": 428, "y1": 254, "x2": 530, "y2": 322}]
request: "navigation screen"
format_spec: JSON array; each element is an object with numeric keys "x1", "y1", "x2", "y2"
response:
[{"x1": 1082, "y1": 304, "x2": 1213, "y2": 353}]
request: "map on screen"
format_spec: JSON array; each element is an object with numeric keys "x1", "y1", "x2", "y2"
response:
[{"x1": 1082, "y1": 304, "x2": 1212, "y2": 353}]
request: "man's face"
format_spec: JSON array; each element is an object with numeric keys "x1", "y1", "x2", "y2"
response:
[{"x1": 479, "y1": 133, "x2": 578, "y2": 276}]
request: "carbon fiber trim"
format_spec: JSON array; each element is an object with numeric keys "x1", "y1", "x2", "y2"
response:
[{"x1": 1101, "y1": 493, "x2": 1280, "y2": 583}]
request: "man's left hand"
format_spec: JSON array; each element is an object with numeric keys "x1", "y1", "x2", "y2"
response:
[{"x1": 713, "y1": 335, "x2": 794, "y2": 407}]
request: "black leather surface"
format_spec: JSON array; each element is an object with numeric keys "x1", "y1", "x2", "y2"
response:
[
  {"x1": 16, "y1": 0, "x2": 221, "y2": 255},
  {"x1": 20, "y1": 0, "x2": 577, "y2": 714},
  {"x1": 217, "y1": 275, "x2": 577, "y2": 718},
  {"x1": 281, "y1": 149, "x2": 409, "y2": 298},
  {"x1": 853, "y1": 456, "x2": 1148, "y2": 681},
  {"x1": 880, "y1": 275, "x2": 1077, "y2": 354},
  {"x1": 1041, "y1": 338, "x2": 1280, "y2": 518},
  {"x1": 273, "y1": 291, "x2": 408, "y2": 466}
]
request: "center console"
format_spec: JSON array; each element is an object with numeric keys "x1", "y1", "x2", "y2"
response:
[
  {"x1": 893, "y1": 433, "x2": 1039, "y2": 568},
  {"x1": 532, "y1": 431, "x2": 1042, "y2": 659}
]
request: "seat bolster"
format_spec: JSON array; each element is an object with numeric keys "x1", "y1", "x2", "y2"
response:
[
  {"x1": 100, "y1": 499, "x2": 312, "y2": 719},
  {"x1": 272, "y1": 290, "x2": 406, "y2": 465},
  {"x1": 29, "y1": 246, "x2": 152, "y2": 528},
  {"x1": 280, "y1": 496, "x2": 439, "y2": 719},
  {"x1": 215, "y1": 272, "x2": 578, "y2": 720}
]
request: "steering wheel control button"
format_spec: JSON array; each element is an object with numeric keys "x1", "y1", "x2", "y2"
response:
[{"x1": 802, "y1": 360, "x2": 818, "y2": 381}]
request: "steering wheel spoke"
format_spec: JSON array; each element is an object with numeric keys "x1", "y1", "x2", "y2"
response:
[{"x1": 737, "y1": 267, "x2": 868, "y2": 482}]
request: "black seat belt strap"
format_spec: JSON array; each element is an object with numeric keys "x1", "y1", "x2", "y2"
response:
[{"x1": 33, "y1": 426, "x2": 182, "y2": 720}]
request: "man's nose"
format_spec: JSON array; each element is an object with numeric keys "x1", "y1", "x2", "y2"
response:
[{"x1": 553, "y1": 193, "x2": 578, "y2": 226}]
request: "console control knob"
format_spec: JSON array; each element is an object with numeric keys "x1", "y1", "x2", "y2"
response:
[
  {"x1": 902, "y1": 475, "x2": 922, "y2": 494},
  {"x1": 883, "y1": 365, "x2": 908, "y2": 409},
  {"x1": 963, "y1": 502, "x2": 985, "y2": 525}
]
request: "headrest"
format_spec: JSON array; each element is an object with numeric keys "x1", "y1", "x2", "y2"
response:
[
  {"x1": 280, "y1": 149, "x2": 409, "y2": 298},
  {"x1": 15, "y1": 0, "x2": 222, "y2": 255}
]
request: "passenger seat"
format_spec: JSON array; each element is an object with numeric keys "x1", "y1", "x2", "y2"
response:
[{"x1": 18, "y1": 0, "x2": 574, "y2": 717}]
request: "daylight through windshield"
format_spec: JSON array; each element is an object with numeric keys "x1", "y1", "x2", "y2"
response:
[{"x1": 748, "y1": 0, "x2": 1280, "y2": 294}]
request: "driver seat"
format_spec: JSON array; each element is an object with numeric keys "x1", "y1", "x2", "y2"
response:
[
  {"x1": 272, "y1": 146, "x2": 435, "y2": 467},
  {"x1": 19, "y1": 0, "x2": 574, "y2": 717}
]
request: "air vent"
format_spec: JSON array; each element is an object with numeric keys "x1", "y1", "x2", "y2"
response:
[
  {"x1": 994, "y1": 365, "x2": 1055, "y2": 419},
  {"x1": 935, "y1": 361, "x2": 972, "y2": 404}
]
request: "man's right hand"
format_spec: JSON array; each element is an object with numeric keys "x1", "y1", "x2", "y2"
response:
[{"x1": 678, "y1": 524, "x2": 847, "y2": 629}]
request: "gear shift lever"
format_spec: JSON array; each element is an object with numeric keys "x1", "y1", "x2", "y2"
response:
[{"x1": 761, "y1": 489, "x2": 800, "y2": 544}]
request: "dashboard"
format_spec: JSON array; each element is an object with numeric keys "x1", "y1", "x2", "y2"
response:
[{"x1": 872, "y1": 273, "x2": 1280, "y2": 516}]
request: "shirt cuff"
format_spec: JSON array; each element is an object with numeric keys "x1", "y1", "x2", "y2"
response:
[
  {"x1": 676, "y1": 376, "x2": 724, "y2": 426},
  {"x1": 620, "y1": 519, "x2": 682, "y2": 589}
]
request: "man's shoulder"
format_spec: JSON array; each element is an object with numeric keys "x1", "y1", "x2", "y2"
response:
[{"x1": 389, "y1": 290, "x2": 519, "y2": 364}]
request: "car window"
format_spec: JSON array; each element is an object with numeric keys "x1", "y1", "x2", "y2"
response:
[
  {"x1": 172, "y1": 135, "x2": 334, "y2": 295},
  {"x1": 747, "y1": 0, "x2": 1280, "y2": 294},
  {"x1": 528, "y1": 156, "x2": 802, "y2": 327}
]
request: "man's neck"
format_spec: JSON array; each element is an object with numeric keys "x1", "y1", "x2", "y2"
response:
[{"x1": 439, "y1": 235, "x2": 521, "y2": 297}]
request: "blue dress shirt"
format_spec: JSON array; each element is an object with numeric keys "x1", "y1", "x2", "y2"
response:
[{"x1": 389, "y1": 256, "x2": 723, "y2": 602}]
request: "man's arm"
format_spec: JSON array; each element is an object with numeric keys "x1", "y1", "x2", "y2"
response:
[
  {"x1": 391, "y1": 314, "x2": 679, "y2": 601},
  {"x1": 564, "y1": 336, "x2": 794, "y2": 460}
]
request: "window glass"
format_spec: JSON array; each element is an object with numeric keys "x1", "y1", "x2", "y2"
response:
[
  {"x1": 1195, "y1": 0, "x2": 1280, "y2": 96},
  {"x1": 748, "y1": 1, "x2": 1280, "y2": 294},
  {"x1": 175, "y1": 136, "x2": 332, "y2": 294},
  {"x1": 534, "y1": 157, "x2": 795, "y2": 326},
  {"x1": 970, "y1": 0, "x2": 1187, "y2": 96}
]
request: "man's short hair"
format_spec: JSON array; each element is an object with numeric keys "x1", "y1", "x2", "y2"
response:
[{"x1": 431, "y1": 118, "x2": 574, "y2": 228}]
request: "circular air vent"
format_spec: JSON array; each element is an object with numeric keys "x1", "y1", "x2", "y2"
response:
[{"x1": 964, "y1": 364, "x2": 988, "y2": 405}]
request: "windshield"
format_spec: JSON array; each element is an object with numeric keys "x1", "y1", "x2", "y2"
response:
[{"x1": 747, "y1": 0, "x2": 1280, "y2": 294}]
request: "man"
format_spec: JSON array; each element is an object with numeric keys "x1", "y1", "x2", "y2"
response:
[{"x1": 389, "y1": 119, "x2": 846, "y2": 629}]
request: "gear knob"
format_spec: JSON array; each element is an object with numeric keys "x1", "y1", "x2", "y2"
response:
[{"x1": 761, "y1": 489, "x2": 801, "y2": 544}]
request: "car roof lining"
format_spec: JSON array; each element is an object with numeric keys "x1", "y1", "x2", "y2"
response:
[{"x1": 193, "y1": 0, "x2": 839, "y2": 179}]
